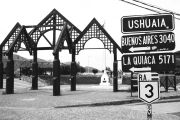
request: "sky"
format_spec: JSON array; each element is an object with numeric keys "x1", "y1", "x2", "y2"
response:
[{"x1": 1, "y1": 0, "x2": 180, "y2": 70}]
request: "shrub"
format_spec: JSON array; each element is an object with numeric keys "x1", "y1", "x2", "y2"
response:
[{"x1": 92, "y1": 69, "x2": 98, "y2": 74}]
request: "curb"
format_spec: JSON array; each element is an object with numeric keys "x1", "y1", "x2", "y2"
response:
[{"x1": 54, "y1": 95, "x2": 180, "y2": 108}]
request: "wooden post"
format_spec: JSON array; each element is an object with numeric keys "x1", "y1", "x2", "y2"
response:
[
  {"x1": 0, "y1": 49, "x2": 3, "y2": 89},
  {"x1": 147, "y1": 104, "x2": 152, "y2": 120},
  {"x1": 113, "y1": 47, "x2": 118, "y2": 92},
  {"x1": 130, "y1": 72, "x2": 133, "y2": 97},
  {"x1": 6, "y1": 52, "x2": 14, "y2": 94},
  {"x1": 53, "y1": 53, "x2": 60, "y2": 96},
  {"x1": 174, "y1": 74, "x2": 176, "y2": 91},
  {"x1": 53, "y1": 13, "x2": 56, "y2": 47},
  {"x1": 71, "y1": 45, "x2": 76, "y2": 91},
  {"x1": 165, "y1": 75, "x2": 168, "y2": 92},
  {"x1": 32, "y1": 49, "x2": 38, "y2": 90},
  {"x1": 71, "y1": 61, "x2": 76, "y2": 91}
]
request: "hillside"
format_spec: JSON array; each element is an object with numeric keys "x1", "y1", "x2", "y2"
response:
[
  {"x1": 3, "y1": 53, "x2": 180, "y2": 73},
  {"x1": 2, "y1": 54, "x2": 52, "y2": 70},
  {"x1": 3, "y1": 54, "x2": 29, "y2": 61},
  {"x1": 2, "y1": 54, "x2": 31, "y2": 71},
  {"x1": 2, "y1": 54, "x2": 100, "y2": 74},
  {"x1": 84, "y1": 66, "x2": 101, "y2": 73}
]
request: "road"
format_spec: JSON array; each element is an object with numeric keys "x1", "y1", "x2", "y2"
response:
[
  {"x1": 0, "y1": 101, "x2": 180, "y2": 120},
  {"x1": 0, "y1": 79, "x2": 180, "y2": 120},
  {"x1": 122, "y1": 100, "x2": 180, "y2": 118}
]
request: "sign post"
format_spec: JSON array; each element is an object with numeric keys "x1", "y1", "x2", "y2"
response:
[
  {"x1": 138, "y1": 72, "x2": 160, "y2": 120},
  {"x1": 147, "y1": 104, "x2": 152, "y2": 120},
  {"x1": 121, "y1": 13, "x2": 175, "y2": 120}
]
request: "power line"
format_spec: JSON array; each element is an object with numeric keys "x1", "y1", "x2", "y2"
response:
[
  {"x1": 119, "y1": 0, "x2": 180, "y2": 20},
  {"x1": 131, "y1": 0, "x2": 180, "y2": 16},
  {"x1": 119, "y1": 0, "x2": 161, "y2": 14}
]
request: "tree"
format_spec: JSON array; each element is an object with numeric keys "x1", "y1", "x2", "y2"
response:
[
  {"x1": 106, "y1": 67, "x2": 111, "y2": 71},
  {"x1": 80, "y1": 66, "x2": 86, "y2": 73},
  {"x1": 61, "y1": 64, "x2": 71, "y2": 75},
  {"x1": 92, "y1": 69, "x2": 98, "y2": 74}
]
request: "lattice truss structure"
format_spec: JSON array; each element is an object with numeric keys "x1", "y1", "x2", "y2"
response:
[
  {"x1": 53, "y1": 23, "x2": 72, "y2": 54},
  {"x1": 12, "y1": 27, "x2": 34, "y2": 54},
  {"x1": 0, "y1": 9, "x2": 122, "y2": 57},
  {"x1": 74, "y1": 18, "x2": 115, "y2": 55},
  {"x1": 1, "y1": 23, "x2": 21, "y2": 53},
  {"x1": 0, "y1": 23, "x2": 34, "y2": 55},
  {"x1": 29, "y1": 9, "x2": 81, "y2": 47}
]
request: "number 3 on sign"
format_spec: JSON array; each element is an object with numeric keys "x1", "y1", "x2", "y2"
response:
[
  {"x1": 145, "y1": 84, "x2": 154, "y2": 98},
  {"x1": 138, "y1": 81, "x2": 160, "y2": 104}
]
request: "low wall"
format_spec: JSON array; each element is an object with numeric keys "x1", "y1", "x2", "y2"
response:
[{"x1": 38, "y1": 75, "x2": 101, "y2": 85}]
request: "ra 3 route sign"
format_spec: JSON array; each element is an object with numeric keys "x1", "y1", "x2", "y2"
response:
[
  {"x1": 122, "y1": 52, "x2": 175, "y2": 72},
  {"x1": 138, "y1": 72, "x2": 160, "y2": 104},
  {"x1": 121, "y1": 32, "x2": 175, "y2": 53},
  {"x1": 138, "y1": 81, "x2": 160, "y2": 104},
  {"x1": 121, "y1": 14, "x2": 174, "y2": 33}
]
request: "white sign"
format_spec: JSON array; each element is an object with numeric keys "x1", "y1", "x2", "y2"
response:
[
  {"x1": 138, "y1": 72, "x2": 159, "y2": 81},
  {"x1": 138, "y1": 81, "x2": 160, "y2": 103},
  {"x1": 138, "y1": 72, "x2": 152, "y2": 81}
]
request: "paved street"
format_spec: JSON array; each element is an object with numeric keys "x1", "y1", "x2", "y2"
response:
[
  {"x1": 122, "y1": 100, "x2": 180, "y2": 117},
  {"x1": 1, "y1": 104, "x2": 179, "y2": 120},
  {"x1": 0, "y1": 79, "x2": 180, "y2": 120}
]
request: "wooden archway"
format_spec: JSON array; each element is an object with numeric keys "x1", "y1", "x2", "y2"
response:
[
  {"x1": 74, "y1": 18, "x2": 122, "y2": 92},
  {"x1": 0, "y1": 9, "x2": 80, "y2": 95},
  {"x1": 0, "y1": 9, "x2": 122, "y2": 95}
]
